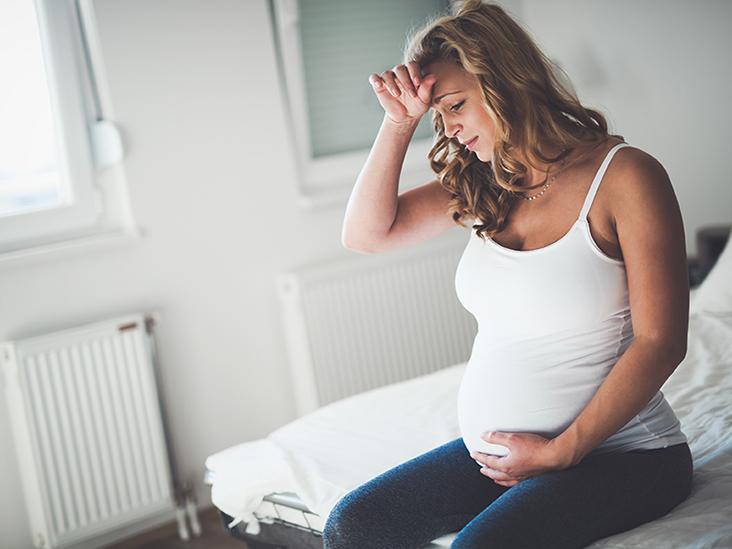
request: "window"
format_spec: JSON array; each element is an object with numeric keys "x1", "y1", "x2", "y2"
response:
[
  {"x1": 0, "y1": 0, "x2": 137, "y2": 265},
  {"x1": 270, "y1": 0, "x2": 454, "y2": 208}
]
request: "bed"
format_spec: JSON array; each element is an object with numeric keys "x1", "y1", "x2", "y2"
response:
[{"x1": 205, "y1": 223, "x2": 732, "y2": 549}]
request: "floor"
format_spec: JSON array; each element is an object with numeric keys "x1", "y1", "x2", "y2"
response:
[{"x1": 104, "y1": 506, "x2": 249, "y2": 549}]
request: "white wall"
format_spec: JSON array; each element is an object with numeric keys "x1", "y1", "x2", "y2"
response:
[
  {"x1": 0, "y1": 1, "x2": 729, "y2": 547},
  {"x1": 514, "y1": 0, "x2": 732, "y2": 237}
]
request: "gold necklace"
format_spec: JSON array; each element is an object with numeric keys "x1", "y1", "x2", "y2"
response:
[{"x1": 521, "y1": 154, "x2": 569, "y2": 201}]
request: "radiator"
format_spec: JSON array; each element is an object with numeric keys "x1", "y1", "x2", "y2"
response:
[
  {"x1": 1, "y1": 312, "x2": 174, "y2": 549},
  {"x1": 277, "y1": 236, "x2": 478, "y2": 416}
]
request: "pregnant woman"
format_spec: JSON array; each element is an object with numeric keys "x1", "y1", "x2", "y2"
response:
[{"x1": 326, "y1": 1, "x2": 693, "y2": 548}]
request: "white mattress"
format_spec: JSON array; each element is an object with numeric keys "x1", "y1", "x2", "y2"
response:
[{"x1": 206, "y1": 308, "x2": 732, "y2": 548}]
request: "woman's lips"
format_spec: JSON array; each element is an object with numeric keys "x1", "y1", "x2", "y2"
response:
[{"x1": 465, "y1": 136, "x2": 478, "y2": 150}]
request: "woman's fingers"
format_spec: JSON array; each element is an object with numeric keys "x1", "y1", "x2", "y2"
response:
[
  {"x1": 368, "y1": 63, "x2": 432, "y2": 124},
  {"x1": 406, "y1": 61, "x2": 422, "y2": 89},
  {"x1": 480, "y1": 468, "x2": 511, "y2": 481},
  {"x1": 382, "y1": 70, "x2": 401, "y2": 97},
  {"x1": 370, "y1": 74, "x2": 397, "y2": 99},
  {"x1": 369, "y1": 74, "x2": 384, "y2": 91},
  {"x1": 481, "y1": 468, "x2": 525, "y2": 484},
  {"x1": 371, "y1": 64, "x2": 430, "y2": 102},
  {"x1": 416, "y1": 73, "x2": 437, "y2": 103},
  {"x1": 393, "y1": 65, "x2": 417, "y2": 98}
]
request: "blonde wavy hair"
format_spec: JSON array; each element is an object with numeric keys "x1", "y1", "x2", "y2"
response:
[{"x1": 404, "y1": 0, "x2": 623, "y2": 240}]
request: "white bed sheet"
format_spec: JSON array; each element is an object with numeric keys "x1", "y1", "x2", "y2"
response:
[
  {"x1": 205, "y1": 438, "x2": 300, "y2": 533},
  {"x1": 206, "y1": 309, "x2": 732, "y2": 547}
]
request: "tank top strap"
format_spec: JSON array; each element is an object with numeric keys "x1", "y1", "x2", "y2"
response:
[{"x1": 578, "y1": 142, "x2": 632, "y2": 222}]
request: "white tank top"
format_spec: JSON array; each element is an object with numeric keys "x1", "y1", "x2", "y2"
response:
[{"x1": 454, "y1": 142, "x2": 687, "y2": 459}]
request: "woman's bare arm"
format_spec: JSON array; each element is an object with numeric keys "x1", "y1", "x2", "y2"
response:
[
  {"x1": 342, "y1": 65, "x2": 453, "y2": 254},
  {"x1": 342, "y1": 115, "x2": 454, "y2": 254}
]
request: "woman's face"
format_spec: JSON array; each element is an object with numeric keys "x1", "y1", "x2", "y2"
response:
[{"x1": 424, "y1": 59, "x2": 497, "y2": 163}]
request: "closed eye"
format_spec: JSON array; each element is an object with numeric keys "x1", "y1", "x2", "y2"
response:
[{"x1": 450, "y1": 100, "x2": 464, "y2": 112}]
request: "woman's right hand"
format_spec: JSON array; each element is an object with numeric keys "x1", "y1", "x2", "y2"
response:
[{"x1": 369, "y1": 62, "x2": 437, "y2": 126}]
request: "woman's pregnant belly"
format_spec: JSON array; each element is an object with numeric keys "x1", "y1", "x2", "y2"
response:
[{"x1": 458, "y1": 343, "x2": 614, "y2": 457}]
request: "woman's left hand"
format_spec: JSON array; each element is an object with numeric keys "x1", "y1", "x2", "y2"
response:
[{"x1": 470, "y1": 431, "x2": 570, "y2": 487}]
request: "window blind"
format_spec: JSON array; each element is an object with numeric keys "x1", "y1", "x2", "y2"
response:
[{"x1": 296, "y1": 0, "x2": 451, "y2": 158}]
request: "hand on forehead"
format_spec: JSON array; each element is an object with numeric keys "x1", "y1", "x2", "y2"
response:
[{"x1": 422, "y1": 60, "x2": 478, "y2": 108}]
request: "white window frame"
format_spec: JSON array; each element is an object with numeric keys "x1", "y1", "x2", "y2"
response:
[
  {"x1": 0, "y1": 0, "x2": 140, "y2": 268},
  {"x1": 270, "y1": 0, "x2": 450, "y2": 210}
]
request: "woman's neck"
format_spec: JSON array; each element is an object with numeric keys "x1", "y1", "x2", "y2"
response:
[{"x1": 519, "y1": 139, "x2": 606, "y2": 185}]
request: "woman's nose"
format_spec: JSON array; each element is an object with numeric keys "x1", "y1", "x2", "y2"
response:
[{"x1": 445, "y1": 122, "x2": 461, "y2": 140}]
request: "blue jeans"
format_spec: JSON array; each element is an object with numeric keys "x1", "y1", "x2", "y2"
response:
[{"x1": 322, "y1": 437, "x2": 693, "y2": 548}]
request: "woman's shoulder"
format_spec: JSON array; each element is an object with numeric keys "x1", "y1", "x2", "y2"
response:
[
  {"x1": 600, "y1": 139, "x2": 676, "y2": 222},
  {"x1": 607, "y1": 138, "x2": 662, "y2": 171},
  {"x1": 603, "y1": 140, "x2": 670, "y2": 194}
]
